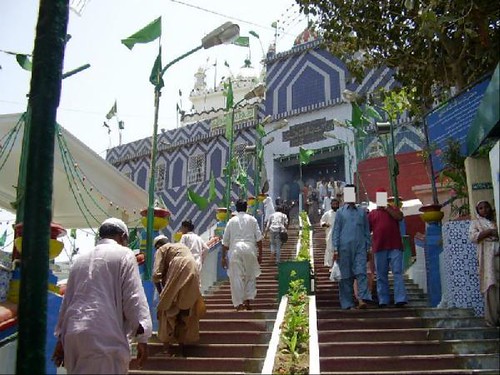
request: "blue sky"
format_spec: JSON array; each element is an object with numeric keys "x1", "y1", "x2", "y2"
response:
[{"x1": 0, "y1": 0, "x2": 307, "y2": 157}]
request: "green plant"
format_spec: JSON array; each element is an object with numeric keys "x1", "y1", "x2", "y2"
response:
[
  {"x1": 274, "y1": 272, "x2": 309, "y2": 375},
  {"x1": 297, "y1": 211, "x2": 311, "y2": 261},
  {"x1": 438, "y1": 138, "x2": 470, "y2": 218}
]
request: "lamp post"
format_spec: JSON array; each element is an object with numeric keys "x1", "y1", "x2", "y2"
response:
[
  {"x1": 375, "y1": 119, "x2": 400, "y2": 207},
  {"x1": 342, "y1": 89, "x2": 366, "y2": 201},
  {"x1": 323, "y1": 131, "x2": 353, "y2": 183},
  {"x1": 145, "y1": 22, "x2": 240, "y2": 280},
  {"x1": 224, "y1": 84, "x2": 266, "y2": 217},
  {"x1": 252, "y1": 117, "x2": 287, "y2": 215}
]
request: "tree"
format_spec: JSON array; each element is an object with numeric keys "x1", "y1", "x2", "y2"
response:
[{"x1": 296, "y1": 0, "x2": 500, "y2": 112}]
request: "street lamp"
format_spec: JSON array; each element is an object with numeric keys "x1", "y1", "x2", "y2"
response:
[
  {"x1": 252, "y1": 118, "x2": 288, "y2": 216},
  {"x1": 341, "y1": 89, "x2": 366, "y2": 200},
  {"x1": 224, "y1": 84, "x2": 266, "y2": 216},
  {"x1": 323, "y1": 131, "x2": 354, "y2": 184},
  {"x1": 145, "y1": 21, "x2": 240, "y2": 280},
  {"x1": 375, "y1": 118, "x2": 400, "y2": 207}
]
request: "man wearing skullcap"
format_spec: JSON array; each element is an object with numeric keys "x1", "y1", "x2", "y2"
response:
[
  {"x1": 153, "y1": 235, "x2": 205, "y2": 356},
  {"x1": 52, "y1": 218, "x2": 152, "y2": 374}
]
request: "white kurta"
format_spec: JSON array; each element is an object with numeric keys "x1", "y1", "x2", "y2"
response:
[
  {"x1": 180, "y1": 231, "x2": 209, "y2": 273},
  {"x1": 222, "y1": 212, "x2": 263, "y2": 307},
  {"x1": 263, "y1": 196, "x2": 275, "y2": 224},
  {"x1": 55, "y1": 238, "x2": 152, "y2": 374},
  {"x1": 320, "y1": 209, "x2": 337, "y2": 267}
]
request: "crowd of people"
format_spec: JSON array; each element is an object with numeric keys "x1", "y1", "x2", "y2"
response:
[{"x1": 51, "y1": 190, "x2": 498, "y2": 373}]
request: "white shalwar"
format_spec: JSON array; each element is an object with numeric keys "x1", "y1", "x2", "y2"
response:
[
  {"x1": 55, "y1": 238, "x2": 152, "y2": 374},
  {"x1": 320, "y1": 209, "x2": 337, "y2": 267},
  {"x1": 180, "y1": 231, "x2": 209, "y2": 274},
  {"x1": 222, "y1": 212, "x2": 263, "y2": 307}
]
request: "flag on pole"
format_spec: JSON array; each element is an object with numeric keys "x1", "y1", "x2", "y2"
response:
[
  {"x1": 224, "y1": 79, "x2": 234, "y2": 140},
  {"x1": 70, "y1": 229, "x2": 77, "y2": 239},
  {"x1": 121, "y1": 17, "x2": 162, "y2": 50},
  {"x1": 299, "y1": 146, "x2": 314, "y2": 165},
  {"x1": 16, "y1": 54, "x2": 32, "y2": 71},
  {"x1": 0, "y1": 229, "x2": 7, "y2": 246},
  {"x1": 233, "y1": 36, "x2": 250, "y2": 47},
  {"x1": 249, "y1": 30, "x2": 260, "y2": 39},
  {"x1": 106, "y1": 101, "x2": 117, "y2": 120},
  {"x1": 149, "y1": 47, "x2": 164, "y2": 89}
]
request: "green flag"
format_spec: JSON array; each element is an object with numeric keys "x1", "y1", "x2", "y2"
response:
[
  {"x1": 16, "y1": 54, "x2": 32, "y2": 71},
  {"x1": 121, "y1": 17, "x2": 162, "y2": 50},
  {"x1": 249, "y1": 30, "x2": 260, "y2": 39},
  {"x1": 224, "y1": 79, "x2": 234, "y2": 140},
  {"x1": 233, "y1": 36, "x2": 249, "y2": 47},
  {"x1": 256, "y1": 123, "x2": 266, "y2": 138},
  {"x1": 70, "y1": 228, "x2": 77, "y2": 239},
  {"x1": 106, "y1": 101, "x2": 117, "y2": 119},
  {"x1": 0, "y1": 229, "x2": 7, "y2": 246},
  {"x1": 299, "y1": 146, "x2": 314, "y2": 165},
  {"x1": 149, "y1": 47, "x2": 164, "y2": 89},
  {"x1": 187, "y1": 188, "x2": 209, "y2": 210},
  {"x1": 208, "y1": 172, "x2": 216, "y2": 202}
]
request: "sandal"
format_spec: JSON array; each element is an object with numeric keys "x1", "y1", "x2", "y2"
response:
[{"x1": 236, "y1": 304, "x2": 246, "y2": 311}]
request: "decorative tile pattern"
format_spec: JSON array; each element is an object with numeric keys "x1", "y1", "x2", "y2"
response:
[{"x1": 442, "y1": 220, "x2": 484, "y2": 316}]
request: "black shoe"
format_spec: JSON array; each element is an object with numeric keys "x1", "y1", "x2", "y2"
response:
[
  {"x1": 379, "y1": 304, "x2": 388, "y2": 308},
  {"x1": 395, "y1": 302, "x2": 407, "y2": 308},
  {"x1": 362, "y1": 299, "x2": 378, "y2": 306}
]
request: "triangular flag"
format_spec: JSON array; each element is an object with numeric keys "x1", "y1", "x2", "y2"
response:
[
  {"x1": 233, "y1": 36, "x2": 250, "y2": 47},
  {"x1": 121, "y1": 17, "x2": 162, "y2": 50},
  {"x1": 106, "y1": 101, "x2": 117, "y2": 120},
  {"x1": 16, "y1": 54, "x2": 32, "y2": 71},
  {"x1": 0, "y1": 229, "x2": 7, "y2": 246},
  {"x1": 249, "y1": 30, "x2": 260, "y2": 39},
  {"x1": 70, "y1": 229, "x2": 77, "y2": 239},
  {"x1": 299, "y1": 146, "x2": 314, "y2": 165},
  {"x1": 187, "y1": 188, "x2": 209, "y2": 210},
  {"x1": 149, "y1": 47, "x2": 164, "y2": 89}
]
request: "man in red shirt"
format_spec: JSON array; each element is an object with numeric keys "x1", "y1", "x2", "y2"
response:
[{"x1": 368, "y1": 188, "x2": 408, "y2": 307}]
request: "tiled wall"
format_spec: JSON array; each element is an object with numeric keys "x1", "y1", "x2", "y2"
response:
[{"x1": 442, "y1": 220, "x2": 484, "y2": 316}]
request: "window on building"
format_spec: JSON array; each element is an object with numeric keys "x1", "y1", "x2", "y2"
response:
[
  {"x1": 155, "y1": 162, "x2": 166, "y2": 191},
  {"x1": 187, "y1": 154, "x2": 205, "y2": 185},
  {"x1": 233, "y1": 143, "x2": 250, "y2": 172}
]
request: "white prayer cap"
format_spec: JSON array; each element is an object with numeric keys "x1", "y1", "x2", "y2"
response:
[
  {"x1": 100, "y1": 218, "x2": 128, "y2": 236},
  {"x1": 153, "y1": 234, "x2": 169, "y2": 248}
]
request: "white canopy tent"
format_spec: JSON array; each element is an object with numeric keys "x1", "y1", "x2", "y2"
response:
[{"x1": 0, "y1": 113, "x2": 147, "y2": 228}]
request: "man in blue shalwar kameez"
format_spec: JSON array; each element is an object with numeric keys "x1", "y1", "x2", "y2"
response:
[{"x1": 332, "y1": 185, "x2": 374, "y2": 309}]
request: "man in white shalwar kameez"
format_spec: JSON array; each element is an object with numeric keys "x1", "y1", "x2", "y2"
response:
[
  {"x1": 320, "y1": 198, "x2": 340, "y2": 267},
  {"x1": 52, "y1": 218, "x2": 152, "y2": 374},
  {"x1": 222, "y1": 199, "x2": 263, "y2": 311},
  {"x1": 180, "y1": 219, "x2": 209, "y2": 287},
  {"x1": 263, "y1": 193, "x2": 275, "y2": 227}
]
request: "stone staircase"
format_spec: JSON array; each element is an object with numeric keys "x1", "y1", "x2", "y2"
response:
[
  {"x1": 313, "y1": 223, "x2": 500, "y2": 374},
  {"x1": 129, "y1": 228, "x2": 299, "y2": 374}
]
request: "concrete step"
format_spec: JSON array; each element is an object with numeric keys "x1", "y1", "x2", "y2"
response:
[
  {"x1": 202, "y1": 310, "x2": 276, "y2": 320},
  {"x1": 203, "y1": 302, "x2": 278, "y2": 310},
  {"x1": 318, "y1": 316, "x2": 487, "y2": 330},
  {"x1": 319, "y1": 354, "x2": 500, "y2": 372},
  {"x1": 147, "y1": 343, "x2": 268, "y2": 358},
  {"x1": 320, "y1": 371, "x2": 500, "y2": 375},
  {"x1": 318, "y1": 327, "x2": 500, "y2": 342},
  {"x1": 198, "y1": 331, "x2": 271, "y2": 344},
  {"x1": 130, "y1": 357, "x2": 263, "y2": 373},
  {"x1": 199, "y1": 319, "x2": 274, "y2": 331},
  {"x1": 316, "y1": 308, "x2": 477, "y2": 319},
  {"x1": 319, "y1": 339, "x2": 500, "y2": 356}
]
